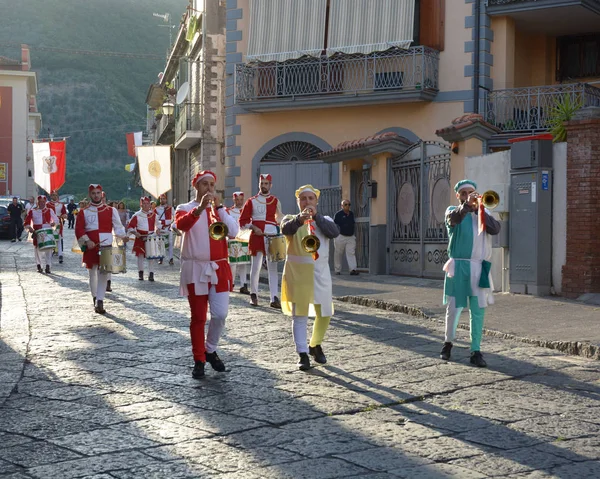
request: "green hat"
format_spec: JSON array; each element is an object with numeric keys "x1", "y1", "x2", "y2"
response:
[{"x1": 454, "y1": 179, "x2": 477, "y2": 193}]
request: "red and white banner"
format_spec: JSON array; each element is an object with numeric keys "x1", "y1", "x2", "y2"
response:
[
  {"x1": 33, "y1": 140, "x2": 67, "y2": 194},
  {"x1": 126, "y1": 131, "x2": 143, "y2": 157}
]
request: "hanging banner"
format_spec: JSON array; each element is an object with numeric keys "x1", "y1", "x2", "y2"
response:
[
  {"x1": 137, "y1": 145, "x2": 171, "y2": 198},
  {"x1": 33, "y1": 140, "x2": 67, "y2": 194},
  {"x1": 126, "y1": 131, "x2": 143, "y2": 157}
]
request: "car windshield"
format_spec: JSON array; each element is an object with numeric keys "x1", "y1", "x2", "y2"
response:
[{"x1": 0, "y1": 206, "x2": 8, "y2": 216}]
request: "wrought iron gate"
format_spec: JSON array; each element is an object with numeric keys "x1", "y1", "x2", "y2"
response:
[
  {"x1": 389, "y1": 141, "x2": 451, "y2": 278},
  {"x1": 351, "y1": 168, "x2": 370, "y2": 270}
]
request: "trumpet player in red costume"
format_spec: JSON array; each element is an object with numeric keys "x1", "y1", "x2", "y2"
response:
[
  {"x1": 175, "y1": 170, "x2": 239, "y2": 379},
  {"x1": 280, "y1": 185, "x2": 339, "y2": 371}
]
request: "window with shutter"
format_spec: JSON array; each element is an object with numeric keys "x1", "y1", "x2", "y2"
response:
[{"x1": 418, "y1": 0, "x2": 445, "y2": 51}]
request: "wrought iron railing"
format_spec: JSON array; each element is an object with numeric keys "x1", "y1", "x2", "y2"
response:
[
  {"x1": 318, "y1": 185, "x2": 342, "y2": 218},
  {"x1": 485, "y1": 83, "x2": 600, "y2": 132},
  {"x1": 156, "y1": 113, "x2": 174, "y2": 140},
  {"x1": 235, "y1": 46, "x2": 439, "y2": 102},
  {"x1": 175, "y1": 102, "x2": 201, "y2": 140},
  {"x1": 488, "y1": 0, "x2": 543, "y2": 4}
]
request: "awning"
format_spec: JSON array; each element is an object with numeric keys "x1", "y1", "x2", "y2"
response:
[
  {"x1": 247, "y1": 0, "x2": 327, "y2": 62},
  {"x1": 327, "y1": 0, "x2": 415, "y2": 55}
]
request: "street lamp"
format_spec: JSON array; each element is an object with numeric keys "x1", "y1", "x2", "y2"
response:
[{"x1": 162, "y1": 102, "x2": 174, "y2": 116}]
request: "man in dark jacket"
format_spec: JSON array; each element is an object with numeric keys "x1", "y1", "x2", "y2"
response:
[
  {"x1": 333, "y1": 199, "x2": 358, "y2": 275},
  {"x1": 7, "y1": 197, "x2": 24, "y2": 242}
]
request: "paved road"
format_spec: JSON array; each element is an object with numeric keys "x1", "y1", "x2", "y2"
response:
[{"x1": 0, "y1": 234, "x2": 599, "y2": 478}]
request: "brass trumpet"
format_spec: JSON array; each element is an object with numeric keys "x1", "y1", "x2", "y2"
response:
[
  {"x1": 301, "y1": 234, "x2": 320, "y2": 254},
  {"x1": 479, "y1": 190, "x2": 500, "y2": 209},
  {"x1": 209, "y1": 222, "x2": 228, "y2": 240}
]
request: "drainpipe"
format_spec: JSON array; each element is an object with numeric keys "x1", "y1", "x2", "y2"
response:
[{"x1": 474, "y1": 0, "x2": 481, "y2": 113}]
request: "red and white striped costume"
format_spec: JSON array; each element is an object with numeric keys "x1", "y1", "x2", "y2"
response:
[
  {"x1": 47, "y1": 200, "x2": 67, "y2": 236},
  {"x1": 24, "y1": 207, "x2": 59, "y2": 246},
  {"x1": 127, "y1": 211, "x2": 158, "y2": 257},
  {"x1": 75, "y1": 204, "x2": 126, "y2": 269},
  {"x1": 238, "y1": 193, "x2": 282, "y2": 255},
  {"x1": 155, "y1": 202, "x2": 174, "y2": 261}
]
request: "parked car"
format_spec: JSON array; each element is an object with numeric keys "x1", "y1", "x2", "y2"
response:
[{"x1": 0, "y1": 205, "x2": 11, "y2": 238}]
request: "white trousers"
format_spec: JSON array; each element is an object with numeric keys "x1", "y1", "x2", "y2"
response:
[
  {"x1": 137, "y1": 255, "x2": 156, "y2": 273},
  {"x1": 334, "y1": 234, "x2": 357, "y2": 272},
  {"x1": 230, "y1": 263, "x2": 249, "y2": 288},
  {"x1": 34, "y1": 247, "x2": 52, "y2": 267},
  {"x1": 56, "y1": 234, "x2": 63, "y2": 256},
  {"x1": 89, "y1": 265, "x2": 109, "y2": 301},
  {"x1": 250, "y1": 250, "x2": 279, "y2": 301},
  {"x1": 164, "y1": 230, "x2": 173, "y2": 260},
  {"x1": 206, "y1": 287, "x2": 229, "y2": 353},
  {"x1": 292, "y1": 313, "x2": 309, "y2": 354}
]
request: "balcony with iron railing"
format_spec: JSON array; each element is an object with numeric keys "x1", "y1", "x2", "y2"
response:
[
  {"x1": 174, "y1": 102, "x2": 202, "y2": 150},
  {"x1": 155, "y1": 113, "x2": 175, "y2": 144},
  {"x1": 235, "y1": 46, "x2": 440, "y2": 111},
  {"x1": 484, "y1": 82, "x2": 600, "y2": 134}
]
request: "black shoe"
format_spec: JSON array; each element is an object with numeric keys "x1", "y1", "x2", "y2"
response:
[
  {"x1": 192, "y1": 361, "x2": 205, "y2": 379},
  {"x1": 158, "y1": 259, "x2": 163, "y2": 265},
  {"x1": 205, "y1": 351, "x2": 226, "y2": 372},
  {"x1": 239, "y1": 284, "x2": 250, "y2": 295},
  {"x1": 470, "y1": 351, "x2": 487, "y2": 368},
  {"x1": 45, "y1": 265, "x2": 51, "y2": 274},
  {"x1": 93, "y1": 296, "x2": 96, "y2": 306},
  {"x1": 148, "y1": 272, "x2": 155, "y2": 282},
  {"x1": 18, "y1": 238, "x2": 22, "y2": 241},
  {"x1": 106, "y1": 280, "x2": 112, "y2": 292},
  {"x1": 335, "y1": 272, "x2": 340, "y2": 275},
  {"x1": 309, "y1": 345, "x2": 327, "y2": 364},
  {"x1": 138, "y1": 271, "x2": 144, "y2": 281},
  {"x1": 169, "y1": 258, "x2": 174, "y2": 265},
  {"x1": 11, "y1": 239, "x2": 16, "y2": 243},
  {"x1": 37, "y1": 265, "x2": 42, "y2": 273},
  {"x1": 250, "y1": 293, "x2": 258, "y2": 306},
  {"x1": 94, "y1": 300, "x2": 106, "y2": 314},
  {"x1": 297, "y1": 353, "x2": 311, "y2": 371},
  {"x1": 350, "y1": 270, "x2": 359, "y2": 276},
  {"x1": 270, "y1": 296, "x2": 281, "y2": 309},
  {"x1": 440, "y1": 342, "x2": 453, "y2": 361},
  {"x1": 59, "y1": 256, "x2": 63, "y2": 264}
]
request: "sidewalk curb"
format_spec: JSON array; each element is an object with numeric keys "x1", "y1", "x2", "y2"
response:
[{"x1": 335, "y1": 295, "x2": 600, "y2": 361}]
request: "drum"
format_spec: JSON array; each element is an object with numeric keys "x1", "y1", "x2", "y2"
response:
[
  {"x1": 228, "y1": 240, "x2": 251, "y2": 265},
  {"x1": 144, "y1": 235, "x2": 165, "y2": 260},
  {"x1": 53, "y1": 231, "x2": 60, "y2": 253},
  {"x1": 267, "y1": 235, "x2": 286, "y2": 263},
  {"x1": 35, "y1": 228, "x2": 56, "y2": 250},
  {"x1": 99, "y1": 245, "x2": 127, "y2": 274}
]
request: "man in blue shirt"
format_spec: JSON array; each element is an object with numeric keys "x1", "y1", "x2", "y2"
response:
[{"x1": 333, "y1": 199, "x2": 358, "y2": 275}]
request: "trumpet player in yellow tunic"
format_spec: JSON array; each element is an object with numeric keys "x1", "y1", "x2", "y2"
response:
[{"x1": 280, "y1": 185, "x2": 340, "y2": 371}]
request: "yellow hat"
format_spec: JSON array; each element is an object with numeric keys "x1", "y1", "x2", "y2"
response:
[{"x1": 295, "y1": 184, "x2": 320, "y2": 199}]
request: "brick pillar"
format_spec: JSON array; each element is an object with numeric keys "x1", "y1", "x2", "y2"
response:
[{"x1": 561, "y1": 107, "x2": 600, "y2": 298}]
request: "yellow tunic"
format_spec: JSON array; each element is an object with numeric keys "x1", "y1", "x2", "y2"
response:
[{"x1": 281, "y1": 218, "x2": 334, "y2": 317}]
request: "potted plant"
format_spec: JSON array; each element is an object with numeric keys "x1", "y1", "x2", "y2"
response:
[{"x1": 547, "y1": 93, "x2": 583, "y2": 142}]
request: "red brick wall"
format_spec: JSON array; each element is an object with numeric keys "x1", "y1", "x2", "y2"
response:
[{"x1": 561, "y1": 116, "x2": 600, "y2": 298}]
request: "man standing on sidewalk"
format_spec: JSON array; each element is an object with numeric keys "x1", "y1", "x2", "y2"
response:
[
  {"x1": 333, "y1": 199, "x2": 359, "y2": 275},
  {"x1": 24, "y1": 195, "x2": 59, "y2": 274},
  {"x1": 175, "y1": 170, "x2": 239, "y2": 379},
  {"x1": 440, "y1": 179, "x2": 501, "y2": 368},
  {"x1": 238, "y1": 173, "x2": 284, "y2": 308},
  {"x1": 48, "y1": 191, "x2": 67, "y2": 263},
  {"x1": 155, "y1": 193, "x2": 174, "y2": 266},
  {"x1": 281, "y1": 185, "x2": 339, "y2": 371},
  {"x1": 7, "y1": 197, "x2": 24, "y2": 242},
  {"x1": 66, "y1": 199, "x2": 77, "y2": 229},
  {"x1": 75, "y1": 184, "x2": 128, "y2": 314},
  {"x1": 227, "y1": 191, "x2": 250, "y2": 294}
]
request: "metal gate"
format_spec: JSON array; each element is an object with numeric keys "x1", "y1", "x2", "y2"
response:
[
  {"x1": 351, "y1": 168, "x2": 370, "y2": 270},
  {"x1": 389, "y1": 141, "x2": 451, "y2": 278}
]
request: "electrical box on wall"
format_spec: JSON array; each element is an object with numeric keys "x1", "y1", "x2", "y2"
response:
[
  {"x1": 489, "y1": 183, "x2": 509, "y2": 213},
  {"x1": 511, "y1": 139, "x2": 553, "y2": 169},
  {"x1": 367, "y1": 180, "x2": 377, "y2": 199}
]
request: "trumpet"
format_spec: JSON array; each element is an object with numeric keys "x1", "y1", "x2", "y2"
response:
[
  {"x1": 300, "y1": 207, "x2": 320, "y2": 255},
  {"x1": 209, "y1": 222, "x2": 228, "y2": 241},
  {"x1": 478, "y1": 190, "x2": 500, "y2": 210}
]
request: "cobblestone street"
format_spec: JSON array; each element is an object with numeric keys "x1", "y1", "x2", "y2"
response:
[{"x1": 1, "y1": 234, "x2": 599, "y2": 478}]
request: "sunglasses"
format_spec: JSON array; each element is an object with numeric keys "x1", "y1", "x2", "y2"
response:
[{"x1": 342, "y1": 203, "x2": 350, "y2": 206}]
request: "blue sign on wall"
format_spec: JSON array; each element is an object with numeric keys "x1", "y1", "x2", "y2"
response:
[{"x1": 541, "y1": 171, "x2": 549, "y2": 191}]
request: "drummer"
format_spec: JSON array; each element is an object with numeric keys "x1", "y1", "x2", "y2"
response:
[
  {"x1": 227, "y1": 191, "x2": 250, "y2": 294},
  {"x1": 75, "y1": 184, "x2": 128, "y2": 314},
  {"x1": 155, "y1": 193, "x2": 174, "y2": 266},
  {"x1": 280, "y1": 185, "x2": 339, "y2": 371},
  {"x1": 23, "y1": 195, "x2": 59, "y2": 274},
  {"x1": 128, "y1": 196, "x2": 160, "y2": 282},
  {"x1": 48, "y1": 190, "x2": 68, "y2": 264},
  {"x1": 238, "y1": 173, "x2": 284, "y2": 308}
]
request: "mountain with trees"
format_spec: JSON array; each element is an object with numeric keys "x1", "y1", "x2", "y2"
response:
[{"x1": 0, "y1": 0, "x2": 188, "y2": 205}]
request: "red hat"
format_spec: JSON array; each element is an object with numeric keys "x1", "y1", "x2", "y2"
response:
[
  {"x1": 37, "y1": 195, "x2": 46, "y2": 203},
  {"x1": 159, "y1": 193, "x2": 167, "y2": 199},
  {"x1": 232, "y1": 191, "x2": 244, "y2": 199},
  {"x1": 260, "y1": 173, "x2": 272, "y2": 182},
  {"x1": 140, "y1": 196, "x2": 151, "y2": 204},
  {"x1": 88, "y1": 184, "x2": 103, "y2": 192},
  {"x1": 50, "y1": 190, "x2": 58, "y2": 195},
  {"x1": 192, "y1": 170, "x2": 217, "y2": 187}
]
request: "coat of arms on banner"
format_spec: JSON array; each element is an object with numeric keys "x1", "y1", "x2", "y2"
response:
[{"x1": 43, "y1": 155, "x2": 58, "y2": 174}]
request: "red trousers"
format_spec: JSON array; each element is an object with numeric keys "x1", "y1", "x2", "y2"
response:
[{"x1": 187, "y1": 284, "x2": 209, "y2": 362}]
